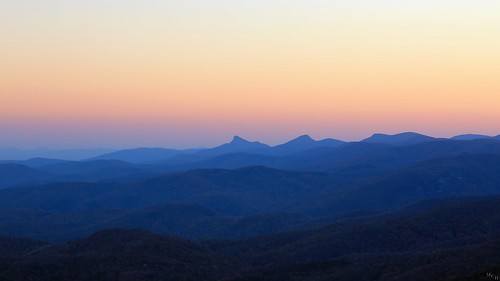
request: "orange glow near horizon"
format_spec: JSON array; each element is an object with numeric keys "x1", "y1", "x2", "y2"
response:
[{"x1": 1, "y1": 1, "x2": 500, "y2": 148}]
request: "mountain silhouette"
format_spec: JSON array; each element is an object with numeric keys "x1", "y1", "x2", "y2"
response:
[
  {"x1": 451, "y1": 134, "x2": 493, "y2": 141},
  {"x1": 79, "y1": 132, "x2": 500, "y2": 164},
  {"x1": 200, "y1": 136, "x2": 270, "y2": 156},
  {"x1": 0, "y1": 147, "x2": 113, "y2": 161},
  {"x1": 0, "y1": 158, "x2": 67, "y2": 168},
  {"x1": 362, "y1": 132, "x2": 436, "y2": 146},
  {"x1": 88, "y1": 148, "x2": 202, "y2": 163},
  {"x1": 272, "y1": 135, "x2": 344, "y2": 155}
]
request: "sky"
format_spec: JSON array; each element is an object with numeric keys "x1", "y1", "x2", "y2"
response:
[{"x1": 1, "y1": 0, "x2": 499, "y2": 148}]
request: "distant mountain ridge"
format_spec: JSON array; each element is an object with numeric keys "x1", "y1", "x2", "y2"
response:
[
  {"x1": 200, "y1": 136, "x2": 271, "y2": 155},
  {"x1": 362, "y1": 132, "x2": 437, "y2": 146},
  {"x1": 0, "y1": 138, "x2": 500, "y2": 190},
  {"x1": 451, "y1": 134, "x2": 500, "y2": 141},
  {"x1": 88, "y1": 147, "x2": 202, "y2": 163},
  {"x1": 271, "y1": 135, "x2": 345, "y2": 155},
  {"x1": 86, "y1": 132, "x2": 500, "y2": 164},
  {"x1": 0, "y1": 147, "x2": 114, "y2": 161},
  {"x1": 0, "y1": 158, "x2": 67, "y2": 168},
  {"x1": 2, "y1": 132, "x2": 499, "y2": 163}
]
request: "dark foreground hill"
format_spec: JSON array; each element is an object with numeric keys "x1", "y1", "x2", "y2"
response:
[
  {"x1": 3, "y1": 197, "x2": 500, "y2": 280},
  {"x1": 0, "y1": 236, "x2": 47, "y2": 256},
  {"x1": 208, "y1": 196, "x2": 500, "y2": 281},
  {"x1": 228, "y1": 239, "x2": 500, "y2": 281},
  {"x1": 0, "y1": 229, "x2": 234, "y2": 281},
  {"x1": 210, "y1": 196, "x2": 500, "y2": 266}
]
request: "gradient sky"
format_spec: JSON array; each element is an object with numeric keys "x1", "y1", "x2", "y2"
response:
[{"x1": 1, "y1": 0, "x2": 499, "y2": 148}]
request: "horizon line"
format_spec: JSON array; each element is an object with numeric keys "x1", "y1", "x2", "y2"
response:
[{"x1": 2, "y1": 131, "x2": 499, "y2": 151}]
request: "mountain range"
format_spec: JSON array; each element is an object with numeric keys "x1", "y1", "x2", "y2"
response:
[
  {"x1": 2, "y1": 136, "x2": 500, "y2": 189},
  {"x1": 1, "y1": 132, "x2": 500, "y2": 280},
  {"x1": 86, "y1": 133, "x2": 500, "y2": 164},
  {"x1": 3, "y1": 132, "x2": 499, "y2": 162}
]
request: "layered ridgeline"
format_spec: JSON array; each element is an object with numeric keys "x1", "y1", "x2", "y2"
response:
[
  {"x1": 1, "y1": 133, "x2": 500, "y2": 280},
  {"x1": 2, "y1": 132, "x2": 498, "y2": 164},
  {"x1": 1, "y1": 133, "x2": 500, "y2": 188},
  {"x1": 2, "y1": 153, "x2": 500, "y2": 242}
]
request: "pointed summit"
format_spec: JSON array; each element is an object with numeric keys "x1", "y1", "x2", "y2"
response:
[
  {"x1": 290, "y1": 135, "x2": 315, "y2": 143},
  {"x1": 201, "y1": 136, "x2": 270, "y2": 155},
  {"x1": 231, "y1": 136, "x2": 249, "y2": 144}
]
